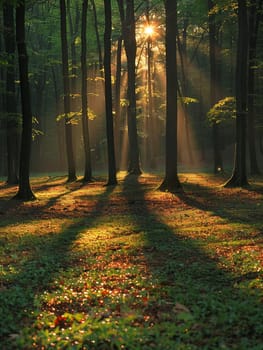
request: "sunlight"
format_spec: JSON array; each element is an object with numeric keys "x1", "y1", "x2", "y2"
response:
[{"x1": 144, "y1": 24, "x2": 155, "y2": 38}]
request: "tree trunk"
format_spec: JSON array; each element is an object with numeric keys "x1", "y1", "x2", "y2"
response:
[
  {"x1": 117, "y1": 0, "x2": 141, "y2": 174},
  {"x1": 81, "y1": 0, "x2": 92, "y2": 182},
  {"x1": 13, "y1": 1, "x2": 35, "y2": 200},
  {"x1": 247, "y1": 0, "x2": 261, "y2": 175},
  {"x1": 60, "y1": 0, "x2": 76, "y2": 182},
  {"x1": 208, "y1": 0, "x2": 223, "y2": 174},
  {"x1": 90, "y1": 0, "x2": 103, "y2": 77},
  {"x1": 177, "y1": 23, "x2": 193, "y2": 165},
  {"x1": 224, "y1": 0, "x2": 249, "y2": 187},
  {"x1": 159, "y1": 0, "x2": 181, "y2": 192},
  {"x1": 51, "y1": 64, "x2": 66, "y2": 171},
  {"x1": 114, "y1": 36, "x2": 123, "y2": 171},
  {"x1": 104, "y1": 0, "x2": 117, "y2": 185},
  {"x1": 3, "y1": 3, "x2": 19, "y2": 184}
]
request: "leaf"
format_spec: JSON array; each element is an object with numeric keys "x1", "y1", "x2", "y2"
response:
[
  {"x1": 54, "y1": 315, "x2": 67, "y2": 328},
  {"x1": 173, "y1": 302, "x2": 191, "y2": 314}
]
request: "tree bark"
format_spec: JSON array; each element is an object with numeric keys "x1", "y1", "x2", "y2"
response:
[
  {"x1": 90, "y1": 0, "x2": 103, "y2": 77},
  {"x1": 208, "y1": 0, "x2": 223, "y2": 174},
  {"x1": 117, "y1": 0, "x2": 141, "y2": 174},
  {"x1": 60, "y1": 0, "x2": 77, "y2": 182},
  {"x1": 3, "y1": 3, "x2": 19, "y2": 184},
  {"x1": 159, "y1": 0, "x2": 181, "y2": 192},
  {"x1": 13, "y1": 1, "x2": 35, "y2": 200},
  {"x1": 177, "y1": 23, "x2": 193, "y2": 165},
  {"x1": 247, "y1": 0, "x2": 261, "y2": 175},
  {"x1": 104, "y1": 0, "x2": 117, "y2": 185},
  {"x1": 114, "y1": 36, "x2": 123, "y2": 171},
  {"x1": 81, "y1": 0, "x2": 92, "y2": 182},
  {"x1": 224, "y1": 0, "x2": 249, "y2": 187}
]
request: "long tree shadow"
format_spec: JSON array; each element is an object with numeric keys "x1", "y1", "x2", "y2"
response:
[
  {"x1": 0, "y1": 183, "x2": 116, "y2": 347},
  {"x1": 121, "y1": 174, "x2": 263, "y2": 348},
  {"x1": 179, "y1": 180, "x2": 263, "y2": 231},
  {"x1": 0, "y1": 177, "x2": 103, "y2": 229}
]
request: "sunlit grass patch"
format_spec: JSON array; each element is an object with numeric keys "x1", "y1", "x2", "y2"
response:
[{"x1": 0, "y1": 173, "x2": 262, "y2": 349}]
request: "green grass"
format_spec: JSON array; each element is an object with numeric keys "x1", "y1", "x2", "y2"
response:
[{"x1": 0, "y1": 173, "x2": 262, "y2": 349}]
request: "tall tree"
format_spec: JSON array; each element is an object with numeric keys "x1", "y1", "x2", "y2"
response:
[
  {"x1": 104, "y1": 0, "x2": 117, "y2": 185},
  {"x1": 177, "y1": 19, "x2": 193, "y2": 165},
  {"x1": 224, "y1": 0, "x2": 249, "y2": 187},
  {"x1": 114, "y1": 35, "x2": 123, "y2": 170},
  {"x1": 117, "y1": 0, "x2": 141, "y2": 174},
  {"x1": 208, "y1": 0, "x2": 223, "y2": 174},
  {"x1": 90, "y1": 0, "x2": 103, "y2": 77},
  {"x1": 60, "y1": 0, "x2": 77, "y2": 182},
  {"x1": 67, "y1": 0, "x2": 80, "y2": 125},
  {"x1": 3, "y1": 3, "x2": 19, "y2": 184},
  {"x1": 247, "y1": 0, "x2": 261, "y2": 174},
  {"x1": 81, "y1": 0, "x2": 92, "y2": 182},
  {"x1": 13, "y1": 0, "x2": 35, "y2": 200},
  {"x1": 159, "y1": 0, "x2": 181, "y2": 192}
]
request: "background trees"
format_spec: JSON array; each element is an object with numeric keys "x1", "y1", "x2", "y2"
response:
[{"x1": 0, "y1": 0, "x2": 262, "y2": 189}]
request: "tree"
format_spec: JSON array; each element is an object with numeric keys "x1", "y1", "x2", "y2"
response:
[
  {"x1": 104, "y1": 0, "x2": 117, "y2": 185},
  {"x1": 59, "y1": 0, "x2": 77, "y2": 182},
  {"x1": 208, "y1": 0, "x2": 223, "y2": 174},
  {"x1": 159, "y1": 0, "x2": 182, "y2": 192},
  {"x1": 67, "y1": 0, "x2": 80, "y2": 130},
  {"x1": 81, "y1": 0, "x2": 92, "y2": 182},
  {"x1": 13, "y1": 0, "x2": 35, "y2": 200},
  {"x1": 114, "y1": 35, "x2": 123, "y2": 171},
  {"x1": 117, "y1": 0, "x2": 141, "y2": 174},
  {"x1": 247, "y1": 0, "x2": 261, "y2": 175},
  {"x1": 224, "y1": 0, "x2": 249, "y2": 187},
  {"x1": 90, "y1": 0, "x2": 103, "y2": 77},
  {"x1": 3, "y1": 3, "x2": 19, "y2": 184}
]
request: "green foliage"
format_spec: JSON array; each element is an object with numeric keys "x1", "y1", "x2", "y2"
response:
[
  {"x1": 120, "y1": 99, "x2": 129, "y2": 108},
  {"x1": 207, "y1": 97, "x2": 236, "y2": 125},
  {"x1": 32, "y1": 116, "x2": 44, "y2": 140},
  {"x1": 179, "y1": 96, "x2": 199, "y2": 105},
  {"x1": 56, "y1": 108, "x2": 97, "y2": 124}
]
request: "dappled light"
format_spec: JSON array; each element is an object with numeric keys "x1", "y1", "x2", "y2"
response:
[{"x1": 0, "y1": 173, "x2": 262, "y2": 348}]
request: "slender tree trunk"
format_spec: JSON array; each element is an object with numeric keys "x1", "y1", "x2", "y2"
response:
[
  {"x1": 114, "y1": 36, "x2": 123, "y2": 171},
  {"x1": 159, "y1": 0, "x2": 181, "y2": 192},
  {"x1": 51, "y1": 64, "x2": 66, "y2": 170},
  {"x1": 13, "y1": 1, "x2": 35, "y2": 200},
  {"x1": 32, "y1": 74, "x2": 45, "y2": 172},
  {"x1": 117, "y1": 0, "x2": 141, "y2": 174},
  {"x1": 208, "y1": 0, "x2": 223, "y2": 173},
  {"x1": 247, "y1": 0, "x2": 261, "y2": 175},
  {"x1": 104, "y1": 0, "x2": 117, "y2": 185},
  {"x1": 60, "y1": 0, "x2": 76, "y2": 182},
  {"x1": 90, "y1": 0, "x2": 103, "y2": 77},
  {"x1": 177, "y1": 25, "x2": 193, "y2": 165},
  {"x1": 145, "y1": 0, "x2": 156, "y2": 169},
  {"x1": 67, "y1": 0, "x2": 80, "y2": 162},
  {"x1": 3, "y1": 3, "x2": 19, "y2": 184},
  {"x1": 81, "y1": 0, "x2": 92, "y2": 182},
  {"x1": 224, "y1": 0, "x2": 249, "y2": 187},
  {"x1": 0, "y1": 44, "x2": 5, "y2": 176}
]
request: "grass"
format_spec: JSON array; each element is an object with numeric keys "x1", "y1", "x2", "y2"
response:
[{"x1": 0, "y1": 172, "x2": 262, "y2": 349}]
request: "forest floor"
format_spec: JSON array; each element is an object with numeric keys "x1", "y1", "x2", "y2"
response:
[{"x1": 0, "y1": 172, "x2": 262, "y2": 350}]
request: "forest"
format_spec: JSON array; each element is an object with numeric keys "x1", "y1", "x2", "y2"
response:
[
  {"x1": 0, "y1": 0, "x2": 262, "y2": 192},
  {"x1": 0, "y1": 0, "x2": 262, "y2": 349}
]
